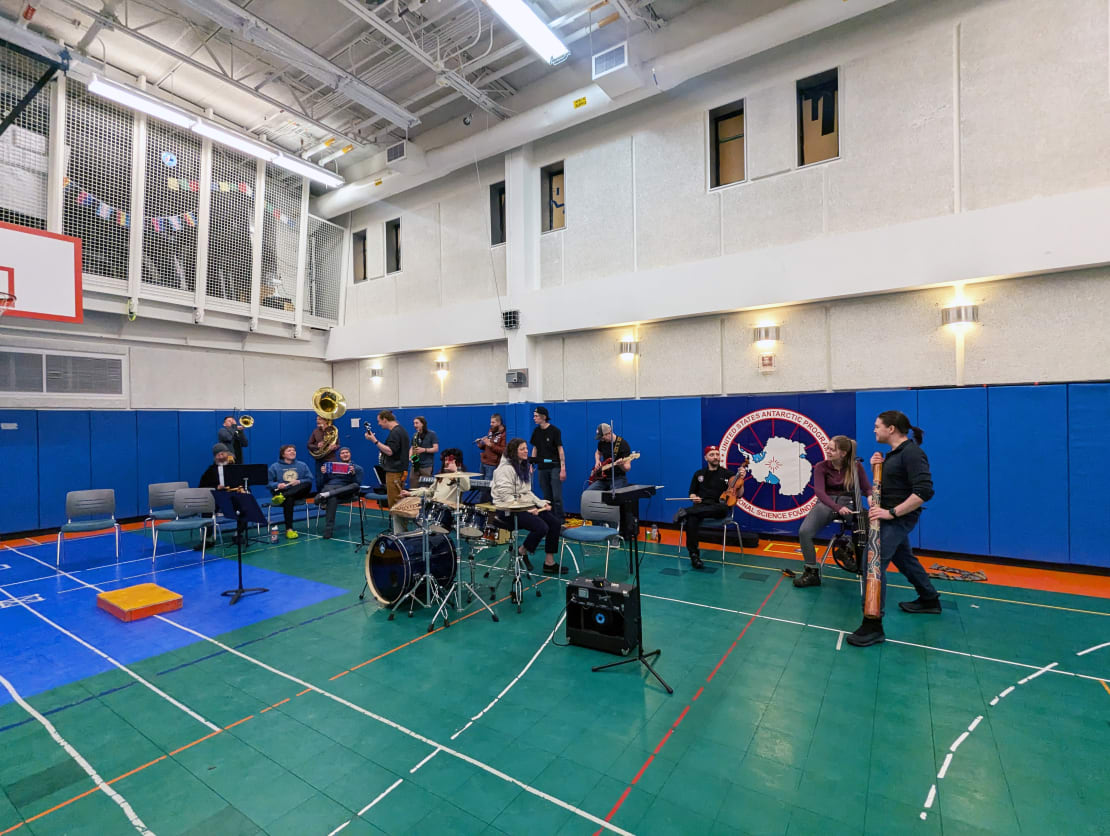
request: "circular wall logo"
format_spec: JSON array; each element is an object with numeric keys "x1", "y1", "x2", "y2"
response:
[{"x1": 716, "y1": 408, "x2": 831, "y2": 522}]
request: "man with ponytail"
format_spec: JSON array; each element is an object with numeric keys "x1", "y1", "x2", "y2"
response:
[{"x1": 846, "y1": 410, "x2": 938, "y2": 647}]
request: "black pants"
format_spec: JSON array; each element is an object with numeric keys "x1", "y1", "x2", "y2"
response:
[
  {"x1": 319, "y1": 481, "x2": 360, "y2": 534},
  {"x1": 685, "y1": 503, "x2": 729, "y2": 556},
  {"x1": 877, "y1": 514, "x2": 937, "y2": 616},
  {"x1": 535, "y1": 468, "x2": 564, "y2": 520},
  {"x1": 273, "y1": 482, "x2": 312, "y2": 530},
  {"x1": 498, "y1": 509, "x2": 561, "y2": 556}
]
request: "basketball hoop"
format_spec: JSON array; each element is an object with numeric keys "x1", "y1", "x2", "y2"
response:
[{"x1": 0, "y1": 291, "x2": 15, "y2": 318}]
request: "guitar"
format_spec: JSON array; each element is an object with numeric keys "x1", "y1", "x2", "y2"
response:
[{"x1": 587, "y1": 452, "x2": 640, "y2": 484}]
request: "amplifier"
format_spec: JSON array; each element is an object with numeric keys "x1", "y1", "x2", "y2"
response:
[{"x1": 566, "y1": 577, "x2": 639, "y2": 656}]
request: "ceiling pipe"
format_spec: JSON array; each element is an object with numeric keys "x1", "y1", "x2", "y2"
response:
[{"x1": 312, "y1": 0, "x2": 898, "y2": 218}]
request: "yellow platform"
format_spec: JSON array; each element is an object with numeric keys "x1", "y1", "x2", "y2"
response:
[{"x1": 97, "y1": 583, "x2": 182, "y2": 623}]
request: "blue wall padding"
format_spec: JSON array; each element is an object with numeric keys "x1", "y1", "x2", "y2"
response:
[
  {"x1": 135, "y1": 412, "x2": 180, "y2": 513},
  {"x1": 620, "y1": 399, "x2": 663, "y2": 522},
  {"x1": 91, "y1": 411, "x2": 139, "y2": 520},
  {"x1": 38, "y1": 411, "x2": 92, "y2": 529},
  {"x1": 855, "y1": 390, "x2": 920, "y2": 547},
  {"x1": 1067, "y1": 384, "x2": 1109, "y2": 568},
  {"x1": 988, "y1": 385, "x2": 1069, "y2": 563},
  {"x1": 916, "y1": 388, "x2": 990, "y2": 555},
  {"x1": 659, "y1": 398, "x2": 703, "y2": 526},
  {"x1": 1, "y1": 411, "x2": 39, "y2": 531},
  {"x1": 177, "y1": 411, "x2": 217, "y2": 489},
  {"x1": 539, "y1": 401, "x2": 588, "y2": 514},
  {"x1": 242, "y1": 410, "x2": 281, "y2": 468}
]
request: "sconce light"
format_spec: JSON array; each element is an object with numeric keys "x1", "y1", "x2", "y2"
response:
[
  {"x1": 941, "y1": 304, "x2": 979, "y2": 329},
  {"x1": 435, "y1": 360, "x2": 450, "y2": 380},
  {"x1": 618, "y1": 339, "x2": 639, "y2": 360},
  {"x1": 369, "y1": 367, "x2": 383, "y2": 383},
  {"x1": 753, "y1": 325, "x2": 781, "y2": 351}
]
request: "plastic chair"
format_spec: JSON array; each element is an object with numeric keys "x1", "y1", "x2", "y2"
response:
[
  {"x1": 312, "y1": 486, "x2": 363, "y2": 534},
  {"x1": 679, "y1": 505, "x2": 744, "y2": 559},
  {"x1": 558, "y1": 525, "x2": 621, "y2": 576},
  {"x1": 143, "y1": 481, "x2": 189, "y2": 544},
  {"x1": 57, "y1": 489, "x2": 120, "y2": 566},
  {"x1": 153, "y1": 488, "x2": 218, "y2": 563}
]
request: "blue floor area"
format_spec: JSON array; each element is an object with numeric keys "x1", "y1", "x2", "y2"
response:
[{"x1": 0, "y1": 527, "x2": 347, "y2": 708}]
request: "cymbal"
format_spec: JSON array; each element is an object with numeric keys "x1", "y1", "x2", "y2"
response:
[
  {"x1": 436, "y1": 471, "x2": 480, "y2": 479},
  {"x1": 496, "y1": 501, "x2": 539, "y2": 511},
  {"x1": 475, "y1": 502, "x2": 500, "y2": 512}
]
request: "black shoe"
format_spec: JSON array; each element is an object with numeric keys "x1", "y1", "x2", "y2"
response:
[
  {"x1": 321, "y1": 530, "x2": 333, "y2": 540},
  {"x1": 899, "y1": 597, "x2": 942, "y2": 614},
  {"x1": 517, "y1": 550, "x2": 533, "y2": 571},
  {"x1": 690, "y1": 554, "x2": 704, "y2": 570},
  {"x1": 673, "y1": 508, "x2": 687, "y2": 523},
  {"x1": 845, "y1": 617, "x2": 885, "y2": 647},
  {"x1": 792, "y1": 566, "x2": 821, "y2": 588},
  {"x1": 543, "y1": 563, "x2": 568, "y2": 574}
]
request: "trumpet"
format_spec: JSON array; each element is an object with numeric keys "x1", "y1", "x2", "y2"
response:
[{"x1": 238, "y1": 415, "x2": 254, "y2": 429}]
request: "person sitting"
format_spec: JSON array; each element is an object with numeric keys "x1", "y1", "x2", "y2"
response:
[
  {"x1": 316, "y1": 447, "x2": 365, "y2": 539},
  {"x1": 491, "y1": 438, "x2": 566, "y2": 575},
  {"x1": 401, "y1": 448, "x2": 471, "y2": 514},
  {"x1": 674, "y1": 446, "x2": 744, "y2": 570},
  {"x1": 267, "y1": 444, "x2": 313, "y2": 540}
]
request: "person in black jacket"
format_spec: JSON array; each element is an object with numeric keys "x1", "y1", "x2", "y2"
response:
[
  {"x1": 217, "y1": 416, "x2": 248, "y2": 463},
  {"x1": 847, "y1": 410, "x2": 939, "y2": 648},
  {"x1": 674, "y1": 446, "x2": 745, "y2": 570}
]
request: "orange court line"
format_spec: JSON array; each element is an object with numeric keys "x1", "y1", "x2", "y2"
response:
[
  {"x1": 109, "y1": 755, "x2": 168, "y2": 784},
  {"x1": 167, "y1": 729, "x2": 222, "y2": 756},
  {"x1": 1102, "y1": 680, "x2": 1110, "y2": 698},
  {"x1": 223, "y1": 716, "x2": 253, "y2": 730}
]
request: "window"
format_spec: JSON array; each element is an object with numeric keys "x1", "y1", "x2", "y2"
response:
[
  {"x1": 490, "y1": 181, "x2": 506, "y2": 246},
  {"x1": 709, "y1": 100, "x2": 745, "y2": 188},
  {"x1": 541, "y1": 162, "x2": 565, "y2": 232},
  {"x1": 385, "y1": 218, "x2": 401, "y2": 274},
  {"x1": 797, "y1": 69, "x2": 838, "y2": 166},
  {"x1": 352, "y1": 229, "x2": 367, "y2": 283}
]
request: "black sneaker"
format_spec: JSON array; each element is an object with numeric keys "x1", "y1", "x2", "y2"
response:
[
  {"x1": 845, "y1": 617, "x2": 885, "y2": 647},
  {"x1": 899, "y1": 597, "x2": 942, "y2": 614},
  {"x1": 673, "y1": 508, "x2": 687, "y2": 523},
  {"x1": 792, "y1": 566, "x2": 821, "y2": 588},
  {"x1": 690, "y1": 554, "x2": 705, "y2": 570},
  {"x1": 543, "y1": 563, "x2": 568, "y2": 574}
]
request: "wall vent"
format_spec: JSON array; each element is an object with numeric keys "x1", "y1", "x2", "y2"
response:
[
  {"x1": 0, "y1": 348, "x2": 124, "y2": 395},
  {"x1": 386, "y1": 141, "x2": 407, "y2": 163},
  {"x1": 593, "y1": 42, "x2": 628, "y2": 78},
  {"x1": 502, "y1": 309, "x2": 520, "y2": 330}
]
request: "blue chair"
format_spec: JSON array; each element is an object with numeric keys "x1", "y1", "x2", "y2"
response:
[
  {"x1": 559, "y1": 525, "x2": 621, "y2": 576},
  {"x1": 57, "y1": 490, "x2": 120, "y2": 566},
  {"x1": 679, "y1": 505, "x2": 745, "y2": 559},
  {"x1": 143, "y1": 481, "x2": 189, "y2": 545},
  {"x1": 152, "y1": 489, "x2": 218, "y2": 563}
]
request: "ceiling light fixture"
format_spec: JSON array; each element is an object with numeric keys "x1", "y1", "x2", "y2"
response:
[
  {"x1": 88, "y1": 75, "x2": 194, "y2": 128},
  {"x1": 272, "y1": 154, "x2": 345, "y2": 188},
  {"x1": 191, "y1": 120, "x2": 276, "y2": 161},
  {"x1": 484, "y1": 0, "x2": 570, "y2": 65}
]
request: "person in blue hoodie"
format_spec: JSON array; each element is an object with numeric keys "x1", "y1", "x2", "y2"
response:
[
  {"x1": 268, "y1": 443, "x2": 313, "y2": 539},
  {"x1": 316, "y1": 447, "x2": 365, "y2": 539}
]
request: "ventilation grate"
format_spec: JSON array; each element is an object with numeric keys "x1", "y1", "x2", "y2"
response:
[
  {"x1": 386, "y1": 141, "x2": 406, "y2": 163},
  {"x1": 45, "y1": 354, "x2": 123, "y2": 394},
  {"x1": 0, "y1": 351, "x2": 44, "y2": 392},
  {"x1": 593, "y1": 43, "x2": 627, "y2": 78},
  {"x1": 502, "y1": 309, "x2": 520, "y2": 329}
]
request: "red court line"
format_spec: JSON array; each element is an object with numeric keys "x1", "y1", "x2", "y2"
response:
[
  {"x1": 595, "y1": 576, "x2": 784, "y2": 833},
  {"x1": 692, "y1": 686, "x2": 704, "y2": 701}
]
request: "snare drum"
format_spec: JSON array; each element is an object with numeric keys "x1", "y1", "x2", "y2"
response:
[
  {"x1": 416, "y1": 501, "x2": 453, "y2": 533},
  {"x1": 457, "y1": 505, "x2": 487, "y2": 539},
  {"x1": 365, "y1": 530, "x2": 457, "y2": 605}
]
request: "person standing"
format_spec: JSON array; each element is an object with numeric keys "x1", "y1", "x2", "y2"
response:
[
  {"x1": 588, "y1": 423, "x2": 632, "y2": 491},
  {"x1": 366, "y1": 410, "x2": 410, "y2": 534},
  {"x1": 267, "y1": 444, "x2": 313, "y2": 540},
  {"x1": 217, "y1": 416, "x2": 248, "y2": 463},
  {"x1": 794, "y1": 436, "x2": 872, "y2": 588},
  {"x1": 846, "y1": 410, "x2": 938, "y2": 648},
  {"x1": 410, "y1": 416, "x2": 439, "y2": 485},
  {"x1": 316, "y1": 447, "x2": 364, "y2": 539},
  {"x1": 475, "y1": 412, "x2": 507, "y2": 481},
  {"x1": 674, "y1": 446, "x2": 743, "y2": 570},
  {"x1": 492, "y1": 438, "x2": 566, "y2": 575},
  {"x1": 530, "y1": 406, "x2": 566, "y2": 519},
  {"x1": 307, "y1": 416, "x2": 338, "y2": 490}
]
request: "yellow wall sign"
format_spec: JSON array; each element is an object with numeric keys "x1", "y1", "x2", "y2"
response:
[{"x1": 573, "y1": 96, "x2": 587, "y2": 109}]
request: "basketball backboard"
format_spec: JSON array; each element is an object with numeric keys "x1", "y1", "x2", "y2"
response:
[{"x1": 0, "y1": 221, "x2": 83, "y2": 323}]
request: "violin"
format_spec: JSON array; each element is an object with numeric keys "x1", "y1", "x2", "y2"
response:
[{"x1": 719, "y1": 465, "x2": 748, "y2": 507}]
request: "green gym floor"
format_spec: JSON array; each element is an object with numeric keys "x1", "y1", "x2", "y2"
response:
[{"x1": 1, "y1": 515, "x2": 1108, "y2": 836}]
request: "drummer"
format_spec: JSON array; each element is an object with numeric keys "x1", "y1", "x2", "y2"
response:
[
  {"x1": 399, "y1": 448, "x2": 472, "y2": 517},
  {"x1": 491, "y1": 438, "x2": 567, "y2": 575}
]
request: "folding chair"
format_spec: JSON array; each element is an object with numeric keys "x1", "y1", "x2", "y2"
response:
[
  {"x1": 143, "y1": 481, "x2": 188, "y2": 544},
  {"x1": 679, "y1": 505, "x2": 745, "y2": 559}
]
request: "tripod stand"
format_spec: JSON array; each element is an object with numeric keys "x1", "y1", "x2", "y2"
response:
[
  {"x1": 428, "y1": 505, "x2": 499, "y2": 630},
  {"x1": 593, "y1": 487, "x2": 672, "y2": 693},
  {"x1": 388, "y1": 493, "x2": 447, "y2": 621},
  {"x1": 485, "y1": 504, "x2": 542, "y2": 614}
]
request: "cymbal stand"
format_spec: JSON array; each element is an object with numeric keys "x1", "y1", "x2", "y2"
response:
[
  {"x1": 487, "y1": 511, "x2": 541, "y2": 614},
  {"x1": 388, "y1": 493, "x2": 446, "y2": 621},
  {"x1": 428, "y1": 507, "x2": 499, "y2": 631}
]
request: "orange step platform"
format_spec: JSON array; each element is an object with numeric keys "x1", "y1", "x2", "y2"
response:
[{"x1": 97, "y1": 583, "x2": 182, "y2": 622}]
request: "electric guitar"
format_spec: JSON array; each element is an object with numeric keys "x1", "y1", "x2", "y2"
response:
[{"x1": 587, "y1": 452, "x2": 640, "y2": 484}]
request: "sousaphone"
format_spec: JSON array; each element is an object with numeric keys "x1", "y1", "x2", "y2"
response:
[{"x1": 311, "y1": 387, "x2": 346, "y2": 458}]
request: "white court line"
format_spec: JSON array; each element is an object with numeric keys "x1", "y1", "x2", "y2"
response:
[
  {"x1": 1018, "y1": 662, "x2": 1058, "y2": 684},
  {"x1": 836, "y1": 631, "x2": 844, "y2": 651},
  {"x1": 998, "y1": 685, "x2": 1015, "y2": 700},
  {"x1": 1077, "y1": 641, "x2": 1110, "y2": 656},
  {"x1": 0, "y1": 673, "x2": 153, "y2": 835},
  {"x1": 949, "y1": 731, "x2": 970, "y2": 752},
  {"x1": 325, "y1": 821, "x2": 349, "y2": 836},
  {"x1": 937, "y1": 753, "x2": 954, "y2": 779},
  {"x1": 0, "y1": 575, "x2": 219, "y2": 732},
  {"x1": 7, "y1": 546, "x2": 634, "y2": 836},
  {"x1": 358, "y1": 778, "x2": 403, "y2": 815},
  {"x1": 3, "y1": 544, "x2": 207, "y2": 590},
  {"x1": 968, "y1": 715, "x2": 983, "y2": 732},
  {"x1": 409, "y1": 748, "x2": 441, "y2": 773}
]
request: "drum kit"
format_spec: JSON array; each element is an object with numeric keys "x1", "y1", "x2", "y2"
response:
[
  {"x1": 477, "y1": 500, "x2": 543, "y2": 614},
  {"x1": 360, "y1": 472, "x2": 538, "y2": 629}
]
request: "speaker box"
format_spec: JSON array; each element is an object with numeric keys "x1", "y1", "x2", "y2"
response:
[{"x1": 566, "y1": 577, "x2": 639, "y2": 656}]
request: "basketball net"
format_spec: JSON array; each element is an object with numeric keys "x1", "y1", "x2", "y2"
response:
[{"x1": 0, "y1": 292, "x2": 14, "y2": 318}]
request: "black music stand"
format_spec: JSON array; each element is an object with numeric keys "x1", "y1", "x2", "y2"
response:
[
  {"x1": 207, "y1": 465, "x2": 270, "y2": 606},
  {"x1": 596, "y1": 485, "x2": 672, "y2": 694}
]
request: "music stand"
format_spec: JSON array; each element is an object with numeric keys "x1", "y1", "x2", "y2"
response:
[
  {"x1": 211, "y1": 490, "x2": 269, "y2": 605},
  {"x1": 597, "y1": 485, "x2": 672, "y2": 694}
]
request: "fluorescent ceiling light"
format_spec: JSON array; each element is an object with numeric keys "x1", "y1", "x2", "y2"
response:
[
  {"x1": 272, "y1": 154, "x2": 344, "y2": 189},
  {"x1": 87, "y1": 76, "x2": 195, "y2": 128},
  {"x1": 191, "y1": 120, "x2": 276, "y2": 162},
  {"x1": 484, "y1": 0, "x2": 570, "y2": 65}
]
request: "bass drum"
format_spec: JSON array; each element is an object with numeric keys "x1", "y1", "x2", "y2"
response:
[{"x1": 365, "y1": 531, "x2": 457, "y2": 605}]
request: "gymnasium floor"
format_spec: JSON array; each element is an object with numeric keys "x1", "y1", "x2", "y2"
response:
[{"x1": 1, "y1": 510, "x2": 1107, "y2": 836}]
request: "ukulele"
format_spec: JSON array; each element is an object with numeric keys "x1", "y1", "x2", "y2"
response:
[
  {"x1": 587, "y1": 452, "x2": 640, "y2": 484},
  {"x1": 719, "y1": 464, "x2": 748, "y2": 507}
]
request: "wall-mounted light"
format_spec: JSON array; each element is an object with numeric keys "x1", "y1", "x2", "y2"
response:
[
  {"x1": 941, "y1": 304, "x2": 979, "y2": 329},
  {"x1": 619, "y1": 339, "x2": 639, "y2": 360},
  {"x1": 435, "y1": 360, "x2": 450, "y2": 380},
  {"x1": 369, "y1": 367, "x2": 383, "y2": 383},
  {"x1": 753, "y1": 325, "x2": 781, "y2": 351}
]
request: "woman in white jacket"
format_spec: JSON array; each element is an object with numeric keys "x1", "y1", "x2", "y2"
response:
[{"x1": 491, "y1": 438, "x2": 567, "y2": 574}]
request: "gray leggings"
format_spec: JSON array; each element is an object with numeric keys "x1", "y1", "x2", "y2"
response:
[{"x1": 799, "y1": 495, "x2": 854, "y2": 566}]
